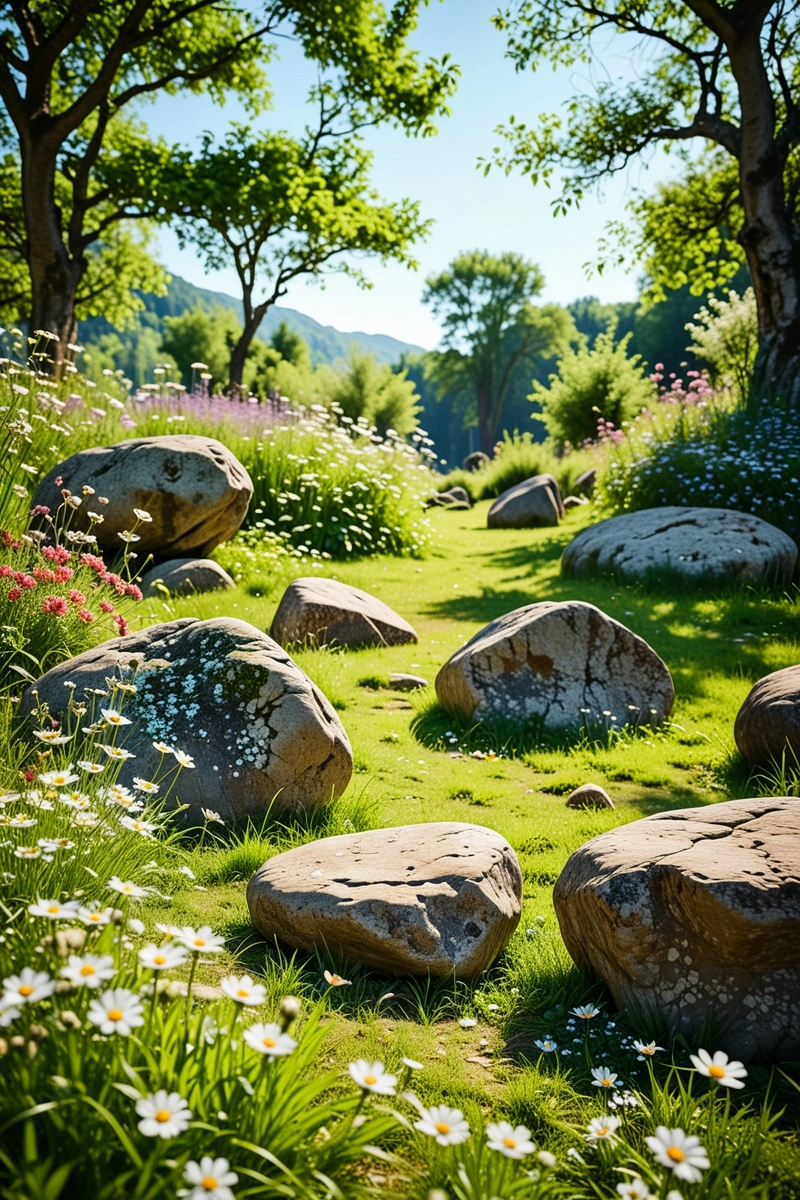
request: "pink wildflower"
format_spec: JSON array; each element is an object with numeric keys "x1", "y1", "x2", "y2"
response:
[
  {"x1": 68, "y1": 589, "x2": 86, "y2": 605},
  {"x1": 78, "y1": 607, "x2": 94, "y2": 623},
  {"x1": 42, "y1": 596, "x2": 68, "y2": 616},
  {"x1": 7, "y1": 587, "x2": 21, "y2": 602},
  {"x1": 42, "y1": 544, "x2": 71, "y2": 565}
]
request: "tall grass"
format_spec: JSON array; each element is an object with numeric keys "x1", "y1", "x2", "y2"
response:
[{"x1": 438, "y1": 432, "x2": 598, "y2": 503}]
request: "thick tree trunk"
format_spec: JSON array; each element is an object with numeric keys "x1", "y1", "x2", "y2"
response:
[
  {"x1": 22, "y1": 137, "x2": 82, "y2": 371},
  {"x1": 730, "y1": 32, "x2": 800, "y2": 403}
]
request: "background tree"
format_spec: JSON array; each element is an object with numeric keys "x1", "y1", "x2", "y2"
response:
[
  {"x1": 327, "y1": 348, "x2": 421, "y2": 436},
  {"x1": 422, "y1": 250, "x2": 574, "y2": 453},
  {"x1": 489, "y1": 0, "x2": 800, "y2": 401},
  {"x1": 172, "y1": 115, "x2": 430, "y2": 391},
  {"x1": 0, "y1": 1, "x2": 457, "y2": 364}
]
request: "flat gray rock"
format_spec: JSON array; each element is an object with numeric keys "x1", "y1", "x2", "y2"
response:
[
  {"x1": 247, "y1": 822, "x2": 522, "y2": 978},
  {"x1": 487, "y1": 474, "x2": 563, "y2": 529},
  {"x1": 435, "y1": 600, "x2": 674, "y2": 730},
  {"x1": 271, "y1": 577, "x2": 418, "y2": 649},
  {"x1": 140, "y1": 558, "x2": 235, "y2": 598},
  {"x1": 566, "y1": 783, "x2": 614, "y2": 810},
  {"x1": 562, "y1": 506, "x2": 797, "y2": 585},
  {"x1": 734, "y1": 666, "x2": 800, "y2": 766},
  {"x1": 554, "y1": 797, "x2": 800, "y2": 1061},
  {"x1": 18, "y1": 617, "x2": 352, "y2": 823},
  {"x1": 31, "y1": 435, "x2": 252, "y2": 560}
]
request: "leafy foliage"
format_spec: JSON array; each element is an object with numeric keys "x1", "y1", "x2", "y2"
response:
[{"x1": 686, "y1": 288, "x2": 759, "y2": 403}]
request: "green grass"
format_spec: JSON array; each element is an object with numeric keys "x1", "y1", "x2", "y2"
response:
[{"x1": 121, "y1": 499, "x2": 800, "y2": 1189}]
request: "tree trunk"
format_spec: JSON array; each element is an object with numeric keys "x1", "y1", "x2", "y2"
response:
[
  {"x1": 730, "y1": 32, "x2": 800, "y2": 404},
  {"x1": 228, "y1": 291, "x2": 268, "y2": 394},
  {"x1": 22, "y1": 137, "x2": 82, "y2": 371}
]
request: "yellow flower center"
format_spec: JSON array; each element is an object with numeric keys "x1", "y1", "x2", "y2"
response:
[
  {"x1": 18, "y1": 985, "x2": 33, "y2": 996},
  {"x1": 643, "y1": 1047, "x2": 654, "y2": 1055},
  {"x1": 80, "y1": 965, "x2": 96, "y2": 976},
  {"x1": 364, "y1": 1075, "x2": 377, "y2": 1085},
  {"x1": 155, "y1": 1110, "x2": 171, "y2": 1123},
  {"x1": 89, "y1": 915, "x2": 101, "y2": 922},
  {"x1": 503, "y1": 1137, "x2": 517, "y2": 1148},
  {"x1": 708, "y1": 1065, "x2": 726, "y2": 1079},
  {"x1": 263, "y1": 1037, "x2": 276, "y2": 1048},
  {"x1": 236, "y1": 988, "x2": 249, "y2": 997},
  {"x1": 202, "y1": 1179, "x2": 218, "y2": 1192},
  {"x1": 47, "y1": 905, "x2": 59, "y2": 913},
  {"x1": 193, "y1": 939, "x2": 205, "y2": 946},
  {"x1": 598, "y1": 1126, "x2": 610, "y2": 1137},
  {"x1": 107, "y1": 1008, "x2": 123, "y2": 1021},
  {"x1": 667, "y1": 1147, "x2": 686, "y2": 1163},
  {"x1": 435, "y1": 1123, "x2": 450, "y2": 1135},
  {"x1": 601, "y1": 1079, "x2": 612, "y2": 1086},
  {"x1": 153, "y1": 955, "x2": 166, "y2": 965}
]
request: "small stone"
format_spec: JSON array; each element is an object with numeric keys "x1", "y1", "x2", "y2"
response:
[
  {"x1": 140, "y1": 557, "x2": 234, "y2": 598},
  {"x1": 271, "y1": 577, "x2": 418, "y2": 649},
  {"x1": 487, "y1": 474, "x2": 564, "y2": 529},
  {"x1": 389, "y1": 673, "x2": 429, "y2": 691},
  {"x1": 563, "y1": 495, "x2": 588, "y2": 510},
  {"x1": 566, "y1": 784, "x2": 614, "y2": 810},
  {"x1": 574, "y1": 468, "x2": 597, "y2": 495}
]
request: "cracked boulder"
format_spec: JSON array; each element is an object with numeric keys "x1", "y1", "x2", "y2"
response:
[
  {"x1": 562, "y1": 506, "x2": 797, "y2": 585},
  {"x1": 554, "y1": 797, "x2": 800, "y2": 1061},
  {"x1": 31, "y1": 435, "x2": 253, "y2": 560},
  {"x1": 734, "y1": 665, "x2": 800, "y2": 766},
  {"x1": 140, "y1": 557, "x2": 235, "y2": 598},
  {"x1": 247, "y1": 822, "x2": 522, "y2": 978},
  {"x1": 487, "y1": 474, "x2": 564, "y2": 529},
  {"x1": 18, "y1": 617, "x2": 352, "y2": 823},
  {"x1": 271, "y1": 577, "x2": 418, "y2": 649},
  {"x1": 435, "y1": 600, "x2": 673, "y2": 730}
]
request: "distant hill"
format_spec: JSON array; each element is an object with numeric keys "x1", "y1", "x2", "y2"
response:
[{"x1": 139, "y1": 273, "x2": 425, "y2": 367}]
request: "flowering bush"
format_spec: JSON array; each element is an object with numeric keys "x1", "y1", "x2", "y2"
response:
[{"x1": 596, "y1": 398, "x2": 800, "y2": 541}]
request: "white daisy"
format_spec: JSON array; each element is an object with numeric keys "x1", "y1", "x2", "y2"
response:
[
  {"x1": 2, "y1": 967, "x2": 56, "y2": 1005},
  {"x1": 120, "y1": 815, "x2": 159, "y2": 836},
  {"x1": 571, "y1": 1003, "x2": 602, "y2": 1020},
  {"x1": 107, "y1": 876, "x2": 150, "y2": 898},
  {"x1": 174, "y1": 926, "x2": 226, "y2": 954},
  {"x1": 78, "y1": 759, "x2": 105, "y2": 774},
  {"x1": 87, "y1": 988, "x2": 144, "y2": 1035},
  {"x1": 98, "y1": 744, "x2": 135, "y2": 760},
  {"x1": 100, "y1": 708, "x2": 132, "y2": 727},
  {"x1": 6, "y1": 813, "x2": 36, "y2": 827},
  {"x1": 14, "y1": 845, "x2": 42, "y2": 859},
  {"x1": 348, "y1": 1059, "x2": 397, "y2": 1095},
  {"x1": 183, "y1": 1156, "x2": 238, "y2": 1200},
  {"x1": 173, "y1": 750, "x2": 195, "y2": 768},
  {"x1": 153, "y1": 741, "x2": 173, "y2": 755},
  {"x1": 33, "y1": 730, "x2": 72, "y2": 744},
  {"x1": 414, "y1": 1103, "x2": 471, "y2": 1146},
  {"x1": 323, "y1": 970, "x2": 351, "y2": 988},
  {"x1": 689, "y1": 1048, "x2": 747, "y2": 1089},
  {"x1": 39, "y1": 767, "x2": 78, "y2": 787},
  {"x1": 634, "y1": 1040, "x2": 664, "y2": 1059},
  {"x1": 138, "y1": 943, "x2": 188, "y2": 971},
  {"x1": 617, "y1": 1180, "x2": 652, "y2": 1199},
  {"x1": 591, "y1": 1065, "x2": 620, "y2": 1090},
  {"x1": 136, "y1": 1089, "x2": 192, "y2": 1139},
  {"x1": 220, "y1": 974, "x2": 266, "y2": 1006},
  {"x1": 645, "y1": 1126, "x2": 709, "y2": 1183},
  {"x1": 132, "y1": 778, "x2": 159, "y2": 795},
  {"x1": 133, "y1": 508, "x2": 153, "y2": 522},
  {"x1": 0, "y1": 1001, "x2": 21, "y2": 1027},
  {"x1": 77, "y1": 903, "x2": 114, "y2": 926},
  {"x1": 535, "y1": 1037, "x2": 557, "y2": 1052},
  {"x1": 28, "y1": 898, "x2": 80, "y2": 920},
  {"x1": 201, "y1": 808, "x2": 223, "y2": 824},
  {"x1": 243, "y1": 1022, "x2": 297, "y2": 1060},
  {"x1": 486, "y1": 1120, "x2": 536, "y2": 1159},
  {"x1": 585, "y1": 1115, "x2": 622, "y2": 1145},
  {"x1": 60, "y1": 953, "x2": 116, "y2": 988},
  {"x1": 38, "y1": 837, "x2": 75, "y2": 852}
]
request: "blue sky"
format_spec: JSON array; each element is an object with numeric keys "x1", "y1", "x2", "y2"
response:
[{"x1": 146, "y1": 1, "x2": 669, "y2": 349}]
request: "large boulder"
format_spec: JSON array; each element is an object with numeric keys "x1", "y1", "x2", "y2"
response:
[
  {"x1": 140, "y1": 557, "x2": 235, "y2": 598},
  {"x1": 734, "y1": 666, "x2": 800, "y2": 766},
  {"x1": 247, "y1": 822, "x2": 522, "y2": 979},
  {"x1": 18, "y1": 618, "x2": 352, "y2": 823},
  {"x1": 553, "y1": 797, "x2": 800, "y2": 1061},
  {"x1": 271, "y1": 577, "x2": 418, "y2": 649},
  {"x1": 562, "y1": 506, "x2": 797, "y2": 585},
  {"x1": 31, "y1": 436, "x2": 253, "y2": 560},
  {"x1": 435, "y1": 600, "x2": 673, "y2": 730},
  {"x1": 487, "y1": 474, "x2": 564, "y2": 529}
]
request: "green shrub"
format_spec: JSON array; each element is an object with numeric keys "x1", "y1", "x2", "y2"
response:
[
  {"x1": 532, "y1": 329, "x2": 656, "y2": 448},
  {"x1": 685, "y1": 287, "x2": 758, "y2": 402},
  {"x1": 438, "y1": 432, "x2": 597, "y2": 502}
]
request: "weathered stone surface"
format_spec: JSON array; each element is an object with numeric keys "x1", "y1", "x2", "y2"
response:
[
  {"x1": 31, "y1": 435, "x2": 253, "y2": 559},
  {"x1": 574, "y1": 468, "x2": 597, "y2": 495},
  {"x1": 734, "y1": 666, "x2": 800, "y2": 766},
  {"x1": 562, "y1": 506, "x2": 797, "y2": 585},
  {"x1": 487, "y1": 474, "x2": 564, "y2": 529},
  {"x1": 271, "y1": 577, "x2": 418, "y2": 649},
  {"x1": 390, "y1": 673, "x2": 429, "y2": 691},
  {"x1": 140, "y1": 557, "x2": 235, "y2": 598},
  {"x1": 436, "y1": 600, "x2": 673, "y2": 730},
  {"x1": 441, "y1": 486, "x2": 471, "y2": 506},
  {"x1": 566, "y1": 783, "x2": 614, "y2": 810},
  {"x1": 463, "y1": 451, "x2": 490, "y2": 472},
  {"x1": 563, "y1": 495, "x2": 588, "y2": 510},
  {"x1": 553, "y1": 797, "x2": 800, "y2": 1061},
  {"x1": 247, "y1": 822, "x2": 522, "y2": 978},
  {"x1": 19, "y1": 617, "x2": 352, "y2": 822}
]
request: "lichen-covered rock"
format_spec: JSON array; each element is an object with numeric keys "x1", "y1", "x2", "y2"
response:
[
  {"x1": 734, "y1": 666, "x2": 800, "y2": 766},
  {"x1": 247, "y1": 822, "x2": 522, "y2": 978},
  {"x1": 140, "y1": 558, "x2": 235, "y2": 598},
  {"x1": 566, "y1": 783, "x2": 614, "y2": 810},
  {"x1": 271, "y1": 577, "x2": 418, "y2": 649},
  {"x1": 31, "y1": 435, "x2": 253, "y2": 559},
  {"x1": 487, "y1": 474, "x2": 563, "y2": 529},
  {"x1": 435, "y1": 600, "x2": 673, "y2": 730},
  {"x1": 553, "y1": 797, "x2": 800, "y2": 1061},
  {"x1": 562, "y1": 506, "x2": 797, "y2": 585},
  {"x1": 19, "y1": 618, "x2": 352, "y2": 822}
]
